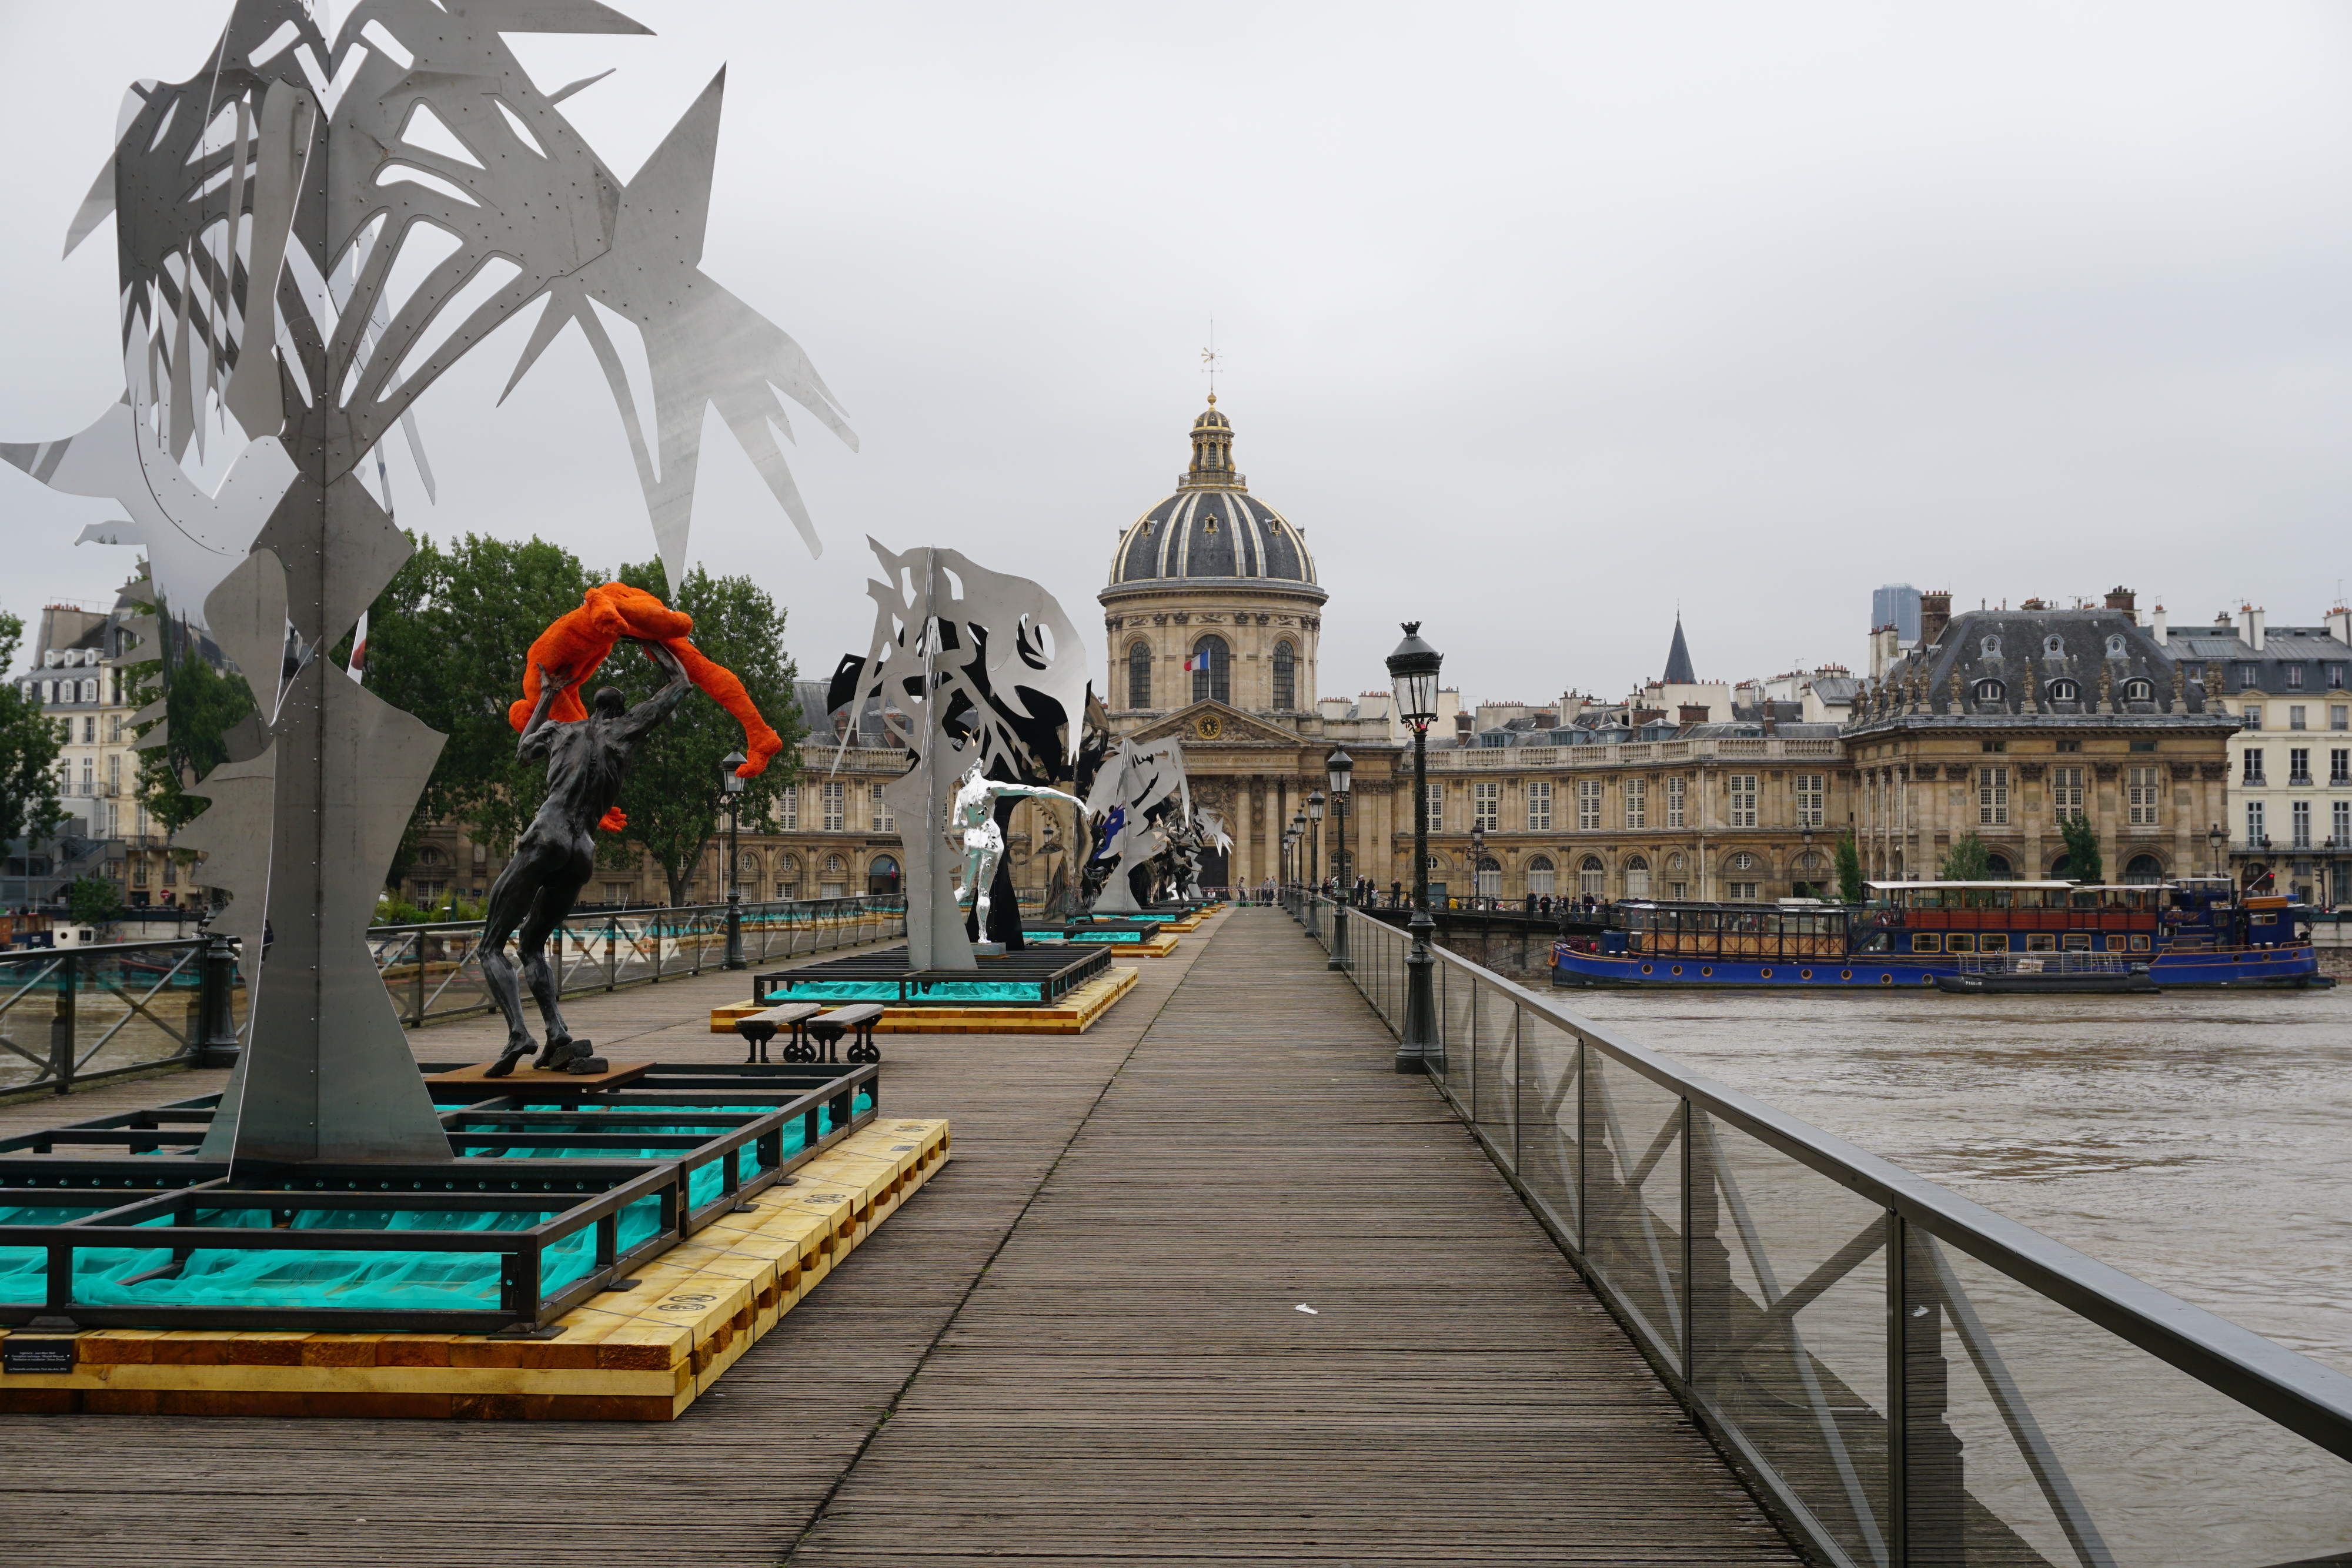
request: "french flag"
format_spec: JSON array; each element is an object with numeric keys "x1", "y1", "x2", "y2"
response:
[{"x1": 1184, "y1": 648, "x2": 1211, "y2": 674}]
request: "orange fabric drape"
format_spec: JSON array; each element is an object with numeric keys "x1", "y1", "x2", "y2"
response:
[{"x1": 507, "y1": 583, "x2": 783, "y2": 831}]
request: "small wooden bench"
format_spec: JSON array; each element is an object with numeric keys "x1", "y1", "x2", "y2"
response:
[
  {"x1": 801, "y1": 1003, "x2": 886, "y2": 1065},
  {"x1": 734, "y1": 1001, "x2": 824, "y2": 1064}
]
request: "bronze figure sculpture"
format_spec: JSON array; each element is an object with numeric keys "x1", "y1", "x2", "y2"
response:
[{"x1": 482, "y1": 644, "x2": 694, "y2": 1076}]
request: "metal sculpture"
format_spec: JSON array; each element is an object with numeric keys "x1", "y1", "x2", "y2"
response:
[
  {"x1": 833, "y1": 542, "x2": 1090, "y2": 970},
  {"x1": 947, "y1": 761, "x2": 1084, "y2": 944},
  {"x1": 1084, "y1": 737, "x2": 1189, "y2": 914},
  {"x1": 1, "y1": 2, "x2": 854, "y2": 1161},
  {"x1": 482, "y1": 644, "x2": 693, "y2": 1078}
]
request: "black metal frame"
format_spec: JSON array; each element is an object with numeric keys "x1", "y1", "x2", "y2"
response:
[{"x1": 0, "y1": 1061, "x2": 877, "y2": 1335}]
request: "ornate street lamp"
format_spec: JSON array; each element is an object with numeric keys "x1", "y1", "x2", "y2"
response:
[
  {"x1": 1305, "y1": 789, "x2": 1327, "y2": 937},
  {"x1": 721, "y1": 748, "x2": 747, "y2": 969},
  {"x1": 1387, "y1": 621, "x2": 1444, "y2": 1072},
  {"x1": 1326, "y1": 748, "x2": 1354, "y2": 971}
]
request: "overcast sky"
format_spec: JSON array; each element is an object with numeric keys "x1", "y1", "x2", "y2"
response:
[{"x1": 6, "y1": 2, "x2": 2352, "y2": 707}]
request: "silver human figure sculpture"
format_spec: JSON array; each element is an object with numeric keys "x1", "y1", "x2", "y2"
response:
[
  {"x1": 480, "y1": 644, "x2": 694, "y2": 1077},
  {"x1": 948, "y1": 761, "x2": 1083, "y2": 935}
]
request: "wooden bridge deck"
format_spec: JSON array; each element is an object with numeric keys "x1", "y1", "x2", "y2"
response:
[{"x1": 0, "y1": 908, "x2": 1795, "y2": 1566}]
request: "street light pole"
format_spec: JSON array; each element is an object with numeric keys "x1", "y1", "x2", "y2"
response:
[
  {"x1": 1387, "y1": 623, "x2": 1444, "y2": 1073},
  {"x1": 721, "y1": 748, "x2": 747, "y2": 969},
  {"x1": 1327, "y1": 748, "x2": 1354, "y2": 970},
  {"x1": 1305, "y1": 789, "x2": 1326, "y2": 937}
]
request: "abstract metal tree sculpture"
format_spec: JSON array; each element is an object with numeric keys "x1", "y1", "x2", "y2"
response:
[
  {"x1": 2, "y1": 2, "x2": 855, "y2": 1162},
  {"x1": 832, "y1": 540, "x2": 1090, "y2": 970}
]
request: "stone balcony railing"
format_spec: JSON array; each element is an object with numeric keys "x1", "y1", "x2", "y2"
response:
[{"x1": 1425, "y1": 735, "x2": 1840, "y2": 771}]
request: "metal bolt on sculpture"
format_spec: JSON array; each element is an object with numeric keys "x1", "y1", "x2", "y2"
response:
[{"x1": 3, "y1": 1, "x2": 855, "y2": 1162}]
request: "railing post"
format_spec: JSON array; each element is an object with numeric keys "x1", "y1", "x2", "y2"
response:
[
  {"x1": 410, "y1": 931, "x2": 426, "y2": 1025},
  {"x1": 1887, "y1": 1211, "x2": 1909, "y2": 1567},
  {"x1": 197, "y1": 931, "x2": 242, "y2": 1067},
  {"x1": 48, "y1": 952, "x2": 76, "y2": 1094},
  {"x1": 1326, "y1": 901, "x2": 1351, "y2": 970},
  {"x1": 1893, "y1": 1215, "x2": 1965, "y2": 1567}
]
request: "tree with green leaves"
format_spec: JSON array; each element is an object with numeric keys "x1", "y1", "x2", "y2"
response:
[
  {"x1": 66, "y1": 874, "x2": 118, "y2": 925},
  {"x1": 612, "y1": 559, "x2": 803, "y2": 906},
  {"x1": 1939, "y1": 831, "x2": 1994, "y2": 881},
  {"x1": 0, "y1": 613, "x2": 66, "y2": 852},
  {"x1": 362, "y1": 532, "x2": 596, "y2": 885},
  {"x1": 2057, "y1": 813, "x2": 2103, "y2": 884},
  {"x1": 1834, "y1": 829, "x2": 1865, "y2": 902}
]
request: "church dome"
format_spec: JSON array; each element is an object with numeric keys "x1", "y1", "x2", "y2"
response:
[{"x1": 1106, "y1": 398, "x2": 1319, "y2": 591}]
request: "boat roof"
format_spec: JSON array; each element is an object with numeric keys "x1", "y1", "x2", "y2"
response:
[{"x1": 1866, "y1": 880, "x2": 2073, "y2": 891}]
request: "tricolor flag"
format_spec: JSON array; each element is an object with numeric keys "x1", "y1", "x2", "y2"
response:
[{"x1": 1184, "y1": 647, "x2": 1212, "y2": 674}]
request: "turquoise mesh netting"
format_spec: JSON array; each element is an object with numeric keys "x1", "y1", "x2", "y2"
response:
[{"x1": 0, "y1": 1093, "x2": 868, "y2": 1316}]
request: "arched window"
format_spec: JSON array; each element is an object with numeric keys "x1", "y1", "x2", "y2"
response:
[
  {"x1": 2046, "y1": 678, "x2": 2080, "y2": 703},
  {"x1": 1986, "y1": 853, "x2": 2014, "y2": 881},
  {"x1": 1475, "y1": 857, "x2": 1502, "y2": 897},
  {"x1": 779, "y1": 854, "x2": 798, "y2": 874},
  {"x1": 824, "y1": 854, "x2": 845, "y2": 874},
  {"x1": 1191, "y1": 635, "x2": 1229, "y2": 704},
  {"x1": 1973, "y1": 678, "x2": 2004, "y2": 704},
  {"x1": 1624, "y1": 854, "x2": 1651, "y2": 898},
  {"x1": 1526, "y1": 856, "x2": 1555, "y2": 897},
  {"x1": 1579, "y1": 855, "x2": 1605, "y2": 897},
  {"x1": 2123, "y1": 853, "x2": 2164, "y2": 884},
  {"x1": 1272, "y1": 640, "x2": 1297, "y2": 711},
  {"x1": 1730, "y1": 851, "x2": 1756, "y2": 871},
  {"x1": 1127, "y1": 641, "x2": 1152, "y2": 710},
  {"x1": 868, "y1": 854, "x2": 901, "y2": 896},
  {"x1": 736, "y1": 851, "x2": 759, "y2": 872},
  {"x1": 2123, "y1": 677, "x2": 2152, "y2": 703}
]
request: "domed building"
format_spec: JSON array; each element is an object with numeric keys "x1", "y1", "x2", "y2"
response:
[
  {"x1": 1102, "y1": 397, "x2": 1327, "y2": 726},
  {"x1": 1090, "y1": 400, "x2": 1401, "y2": 894}
]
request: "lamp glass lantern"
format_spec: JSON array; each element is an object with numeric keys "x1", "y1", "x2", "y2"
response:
[
  {"x1": 1307, "y1": 790, "x2": 1325, "y2": 823},
  {"x1": 721, "y1": 749, "x2": 747, "y2": 795},
  {"x1": 1385, "y1": 622, "x2": 1444, "y2": 731},
  {"x1": 1326, "y1": 748, "x2": 1353, "y2": 798}
]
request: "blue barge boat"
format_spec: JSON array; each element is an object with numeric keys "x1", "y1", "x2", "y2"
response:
[{"x1": 1552, "y1": 878, "x2": 2322, "y2": 990}]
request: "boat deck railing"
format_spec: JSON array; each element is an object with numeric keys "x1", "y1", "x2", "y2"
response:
[{"x1": 1304, "y1": 895, "x2": 2352, "y2": 1567}]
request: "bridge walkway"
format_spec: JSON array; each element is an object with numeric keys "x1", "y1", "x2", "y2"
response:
[{"x1": 0, "y1": 907, "x2": 1795, "y2": 1566}]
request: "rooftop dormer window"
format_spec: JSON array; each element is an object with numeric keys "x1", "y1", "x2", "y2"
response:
[
  {"x1": 2044, "y1": 634, "x2": 2065, "y2": 657},
  {"x1": 1981, "y1": 634, "x2": 2001, "y2": 656}
]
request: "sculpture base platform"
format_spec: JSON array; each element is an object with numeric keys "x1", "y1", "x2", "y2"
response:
[
  {"x1": 0, "y1": 1119, "x2": 948, "y2": 1422},
  {"x1": 422, "y1": 1059, "x2": 653, "y2": 1092},
  {"x1": 714, "y1": 965, "x2": 1138, "y2": 1037},
  {"x1": 752, "y1": 944, "x2": 1112, "y2": 1008},
  {"x1": 1021, "y1": 921, "x2": 1181, "y2": 957}
]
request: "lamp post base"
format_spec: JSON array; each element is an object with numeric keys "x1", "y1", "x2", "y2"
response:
[
  {"x1": 1395, "y1": 915, "x2": 1444, "y2": 1073},
  {"x1": 1326, "y1": 903, "x2": 1351, "y2": 971},
  {"x1": 724, "y1": 892, "x2": 744, "y2": 971}
]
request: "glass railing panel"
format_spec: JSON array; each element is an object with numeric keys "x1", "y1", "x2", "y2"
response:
[
  {"x1": 1692, "y1": 1112, "x2": 1892, "y2": 1567},
  {"x1": 1437, "y1": 955, "x2": 1475, "y2": 1093},
  {"x1": 1512, "y1": 1014, "x2": 1581, "y2": 1248},
  {"x1": 1469, "y1": 975, "x2": 1516, "y2": 1156},
  {"x1": 1581, "y1": 1049, "x2": 1684, "y2": 1375},
  {"x1": 1921, "y1": 1235, "x2": 2352, "y2": 1567}
]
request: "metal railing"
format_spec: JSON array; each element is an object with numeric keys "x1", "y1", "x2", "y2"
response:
[
  {"x1": 1309, "y1": 897, "x2": 2352, "y2": 1567},
  {"x1": 369, "y1": 895, "x2": 906, "y2": 1028},
  {"x1": 0, "y1": 936, "x2": 240, "y2": 1096}
]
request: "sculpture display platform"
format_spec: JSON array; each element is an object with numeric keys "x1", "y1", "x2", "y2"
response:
[
  {"x1": 755, "y1": 944, "x2": 1112, "y2": 1008},
  {"x1": 0, "y1": 1117, "x2": 951, "y2": 1422}
]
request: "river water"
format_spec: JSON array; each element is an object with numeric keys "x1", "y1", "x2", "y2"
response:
[{"x1": 1565, "y1": 985, "x2": 2352, "y2": 1375}]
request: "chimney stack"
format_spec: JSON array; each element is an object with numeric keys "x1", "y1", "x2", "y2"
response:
[
  {"x1": 2328, "y1": 607, "x2": 2352, "y2": 648},
  {"x1": 2150, "y1": 605, "x2": 2168, "y2": 647},
  {"x1": 2104, "y1": 585, "x2": 2136, "y2": 613},
  {"x1": 1679, "y1": 703, "x2": 1712, "y2": 726},
  {"x1": 1918, "y1": 590, "x2": 1953, "y2": 647},
  {"x1": 2238, "y1": 604, "x2": 2266, "y2": 653}
]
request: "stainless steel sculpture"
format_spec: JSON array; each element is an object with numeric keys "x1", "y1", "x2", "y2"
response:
[
  {"x1": 1084, "y1": 737, "x2": 1189, "y2": 914},
  {"x1": 947, "y1": 761, "x2": 1083, "y2": 944},
  {"x1": 3, "y1": 2, "x2": 854, "y2": 1161},
  {"x1": 835, "y1": 541, "x2": 1090, "y2": 971}
]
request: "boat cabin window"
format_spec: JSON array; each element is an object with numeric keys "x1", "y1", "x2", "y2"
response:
[
  {"x1": 1947, "y1": 933, "x2": 1975, "y2": 953},
  {"x1": 2063, "y1": 933, "x2": 2091, "y2": 951},
  {"x1": 1912, "y1": 933, "x2": 1942, "y2": 952}
]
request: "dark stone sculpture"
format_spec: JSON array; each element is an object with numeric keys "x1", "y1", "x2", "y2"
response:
[{"x1": 482, "y1": 644, "x2": 694, "y2": 1076}]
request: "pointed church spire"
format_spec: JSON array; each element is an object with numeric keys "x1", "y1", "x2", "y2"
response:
[{"x1": 1663, "y1": 614, "x2": 1696, "y2": 685}]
